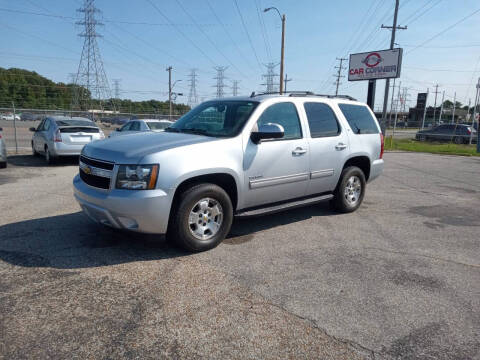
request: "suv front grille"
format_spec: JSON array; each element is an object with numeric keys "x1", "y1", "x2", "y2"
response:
[
  {"x1": 80, "y1": 170, "x2": 111, "y2": 189},
  {"x1": 79, "y1": 155, "x2": 114, "y2": 189}
]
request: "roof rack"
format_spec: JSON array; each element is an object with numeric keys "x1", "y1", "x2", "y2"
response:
[{"x1": 249, "y1": 91, "x2": 356, "y2": 101}]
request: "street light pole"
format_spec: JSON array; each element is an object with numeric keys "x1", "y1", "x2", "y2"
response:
[
  {"x1": 264, "y1": 7, "x2": 285, "y2": 94},
  {"x1": 166, "y1": 66, "x2": 172, "y2": 119}
]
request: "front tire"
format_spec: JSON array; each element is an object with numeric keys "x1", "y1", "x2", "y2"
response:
[
  {"x1": 169, "y1": 183, "x2": 233, "y2": 252},
  {"x1": 332, "y1": 166, "x2": 366, "y2": 213}
]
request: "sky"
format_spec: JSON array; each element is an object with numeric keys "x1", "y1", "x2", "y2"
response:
[{"x1": 1, "y1": 0, "x2": 480, "y2": 111}]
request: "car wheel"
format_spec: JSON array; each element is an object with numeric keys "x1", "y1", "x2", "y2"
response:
[
  {"x1": 0, "y1": 161, "x2": 6, "y2": 169},
  {"x1": 453, "y1": 136, "x2": 464, "y2": 144},
  {"x1": 169, "y1": 183, "x2": 233, "y2": 252},
  {"x1": 32, "y1": 142, "x2": 39, "y2": 156},
  {"x1": 332, "y1": 166, "x2": 366, "y2": 213},
  {"x1": 45, "y1": 146, "x2": 55, "y2": 165},
  {"x1": 418, "y1": 134, "x2": 426, "y2": 141}
]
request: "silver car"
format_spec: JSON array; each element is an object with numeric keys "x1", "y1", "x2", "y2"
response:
[
  {"x1": 109, "y1": 119, "x2": 173, "y2": 138},
  {"x1": 31, "y1": 116, "x2": 105, "y2": 164},
  {"x1": 0, "y1": 127, "x2": 7, "y2": 168},
  {"x1": 74, "y1": 93, "x2": 384, "y2": 251}
]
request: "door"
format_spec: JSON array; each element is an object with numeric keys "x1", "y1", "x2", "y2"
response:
[
  {"x1": 303, "y1": 102, "x2": 350, "y2": 194},
  {"x1": 33, "y1": 119, "x2": 46, "y2": 151},
  {"x1": 243, "y1": 102, "x2": 309, "y2": 208}
]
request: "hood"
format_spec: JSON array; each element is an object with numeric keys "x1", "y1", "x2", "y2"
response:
[{"x1": 82, "y1": 131, "x2": 216, "y2": 164}]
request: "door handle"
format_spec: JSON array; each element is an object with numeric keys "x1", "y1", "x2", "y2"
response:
[
  {"x1": 335, "y1": 143, "x2": 347, "y2": 150},
  {"x1": 292, "y1": 147, "x2": 307, "y2": 155}
]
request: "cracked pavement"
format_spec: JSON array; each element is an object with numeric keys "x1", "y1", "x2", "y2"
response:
[{"x1": 0, "y1": 152, "x2": 479, "y2": 359}]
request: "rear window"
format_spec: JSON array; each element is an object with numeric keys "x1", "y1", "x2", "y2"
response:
[
  {"x1": 55, "y1": 119, "x2": 97, "y2": 127},
  {"x1": 338, "y1": 104, "x2": 379, "y2": 134},
  {"x1": 147, "y1": 122, "x2": 171, "y2": 130}
]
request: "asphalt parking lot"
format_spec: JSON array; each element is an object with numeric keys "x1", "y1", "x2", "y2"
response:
[{"x1": 0, "y1": 152, "x2": 479, "y2": 359}]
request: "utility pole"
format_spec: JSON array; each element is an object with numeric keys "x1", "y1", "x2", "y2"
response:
[
  {"x1": 432, "y1": 84, "x2": 440, "y2": 126},
  {"x1": 452, "y1": 92, "x2": 457, "y2": 123},
  {"x1": 284, "y1": 74, "x2": 292, "y2": 92},
  {"x1": 421, "y1": 88, "x2": 429, "y2": 130},
  {"x1": 438, "y1": 90, "x2": 445, "y2": 124},
  {"x1": 166, "y1": 66, "x2": 172, "y2": 118},
  {"x1": 334, "y1": 57, "x2": 347, "y2": 96},
  {"x1": 380, "y1": 0, "x2": 407, "y2": 132},
  {"x1": 264, "y1": 7, "x2": 285, "y2": 94},
  {"x1": 388, "y1": 79, "x2": 396, "y2": 127}
]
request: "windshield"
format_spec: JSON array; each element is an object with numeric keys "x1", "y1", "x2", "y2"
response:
[
  {"x1": 167, "y1": 100, "x2": 259, "y2": 137},
  {"x1": 147, "y1": 122, "x2": 171, "y2": 131},
  {"x1": 55, "y1": 119, "x2": 96, "y2": 127}
]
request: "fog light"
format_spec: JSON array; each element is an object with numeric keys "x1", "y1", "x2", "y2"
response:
[{"x1": 117, "y1": 217, "x2": 138, "y2": 229}]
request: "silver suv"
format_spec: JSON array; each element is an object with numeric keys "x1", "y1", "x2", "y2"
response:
[{"x1": 74, "y1": 93, "x2": 384, "y2": 251}]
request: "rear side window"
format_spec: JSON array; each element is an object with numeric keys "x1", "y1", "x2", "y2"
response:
[
  {"x1": 130, "y1": 122, "x2": 141, "y2": 131},
  {"x1": 338, "y1": 104, "x2": 379, "y2": 134},
  {"x1": 304, "y1": 102, "x2": 340, "y2": 138},
  {"x1": 257, "y1": 102, "x2": 302, "y2": 140}
]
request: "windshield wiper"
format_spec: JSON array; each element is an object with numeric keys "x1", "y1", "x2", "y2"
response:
[
  {"x1": 164, "y1": 127, "x2": 181, "y2": 133},
  {"x1": 179, "y1": 128, "x2": 211, "y2": 136}
]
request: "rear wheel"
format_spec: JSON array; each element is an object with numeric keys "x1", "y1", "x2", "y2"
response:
[
  {"x1": 169, "y1": 183, "x2": 233, "y2": 252},
  {"x1": 332, "y1": 166, "x2": 366, "y2": 213},
  {"x1": 418, "y1": 134, "x2": 426, "y2": 141},
  {"x1": 453, "y1": 136, "x2": 464, "y2": 144},
  {"x1": 45, "y1": 146, "x2": 55, "y2": 165}
]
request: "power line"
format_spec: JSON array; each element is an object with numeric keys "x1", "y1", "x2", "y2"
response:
[
  {"x1": 232, "y1": 0, "x2": 263, "y2": 71},
  {"x1": 406, "y1": 7, "x2": 480, "y2": 55}
]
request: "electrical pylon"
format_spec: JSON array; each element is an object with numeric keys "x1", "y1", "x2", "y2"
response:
[
  {"x1": 213, "y1": 66, "x2": 228, "y2": 98},
  {"x1": 72, "y1": 0, "x2": 113, "y2": 112},
  {"x1": 261, "y1": 62, "x2": 279, "y2": 93},
  {"x1": 187, "y1": 69, "x2": 198, "y2": 106}
]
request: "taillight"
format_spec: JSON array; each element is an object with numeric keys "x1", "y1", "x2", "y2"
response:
[
  {"x1": 54, "y1": 129, "x2": 62, "y2": 142},
  {"x1": 379, "y1": 133, "x2": 384, "y2": 159}
]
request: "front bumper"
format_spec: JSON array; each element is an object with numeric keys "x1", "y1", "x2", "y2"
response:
[
  {"x1": 73, "y1": 174, "x2": 173, "y2": 234},
  {"x1": 368, "y1": 159, "x2": 384, "y2": 183}
]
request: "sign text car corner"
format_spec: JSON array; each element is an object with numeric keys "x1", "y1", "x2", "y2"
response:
[{"x1": 348, "y1": 48, "x2": 403, "y2": 81}]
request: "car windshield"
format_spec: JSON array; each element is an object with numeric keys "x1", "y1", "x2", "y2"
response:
[
  {"x1": 147, "y1": 122, "x2": 171, "y2": 130},
  {"x1": 55, "y1": 119, "x2": 96, "y2": 127},
  {"x1": 167, "y1": 100, "x2": 259, "y2": 137}
]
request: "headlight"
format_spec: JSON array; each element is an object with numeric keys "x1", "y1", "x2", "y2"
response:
[{"x1": 116, "y1": 164, "x2": 159, "y2": 190}]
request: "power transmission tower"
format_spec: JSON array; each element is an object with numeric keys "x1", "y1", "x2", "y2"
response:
[
  {"x1": 232, "y1": 80, "x2": 240, "y2": 96},
  {"x1": 261, "y1": 62, "x2": 279, "y2": 93},
  {"x1": 187, "y1": 69, "x2": 198, "y2": 107},
  {"x1": 113, "y1": 79, "x2": 121, "y2": 99},
  {"x1": 380, "y1": 0, "x2": 407, "y2": 130},
  {"x1": 213, "y1": 66, "x2": 228, "y2": 98},
  {"x1": 432, "y1": 84, "x2": 440, "y2": 126},
  {"x1": 334, "y1": 58, "x2": 347, "y2": 96},
  {"x1": 284, "y1": 74, "x2": 292, "y2": 92},
  {"x1": 72, "y1": 0, "x2": 113, "y2": 112}
]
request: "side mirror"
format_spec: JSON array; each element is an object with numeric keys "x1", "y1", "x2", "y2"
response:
[
  {"x1": 251, "y1": 123, "x2": 284, "y2": 144},
  {"x1": 29, "y1": 127, "x2": 36, "y2": 132}
]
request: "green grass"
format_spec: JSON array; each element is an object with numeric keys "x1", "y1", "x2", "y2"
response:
[{"x1": 385, "y1": 138, "x2": 480, "y2": 157}]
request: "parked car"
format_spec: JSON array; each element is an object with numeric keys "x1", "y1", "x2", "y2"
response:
[
  {"x1": 416, "y1": 124, "x2": 477, "y2": 144},
  {"x1": 0, "y1": 127, "x2": 6, "y2": 168},
  {"x1": 109, "y1": 119, "x2": 173, "y2": 138},
  {"x1": 1, "y1": 113, "x2": 20, "y2": 121},
  {"x1": 20, "y1": 112, "x2": 41, "y2": 121},
  {"x1": 30, "y1": 116, "x2": 105, "y2": 164},
  {"x1": 74, "y1": 93, "x2": 384, "y2": 251}
]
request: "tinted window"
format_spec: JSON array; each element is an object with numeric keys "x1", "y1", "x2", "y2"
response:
[
  {"x1": 130, "y1": 121, "x2": 141, "y2": 131},
  {"x1": 257, "y1": 102, "x2": 302, "y2": 140},
  {"x1": 120, "y1": 122, "x2": 132, "y2": 131},
  {"x1": 37, "y1": 119, "x2": 45, "y2": 131},
  {"x1": 44, "y1": 119, "x2": 51, "y2": 131},
  {"x1": 304, "y1": 102, "x2": 340, "y2": 138},
  {"x1": 338, "y1": 104, "x2": 379, "y2": 134},
  {"x1": 55, "y1": 119, "x2": 95, "y2": 127}
]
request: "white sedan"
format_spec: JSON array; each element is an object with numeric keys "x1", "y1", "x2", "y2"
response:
[{"x1": 109, "y1": 119, "x2": 173, "y2": 138}]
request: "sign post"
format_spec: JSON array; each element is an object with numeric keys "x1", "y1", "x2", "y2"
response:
[{"x1": 366, "y1": 80, "x2": 376, "y2": 111}]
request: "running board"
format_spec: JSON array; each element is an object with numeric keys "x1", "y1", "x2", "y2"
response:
[{"x1": 235, "y1": 194, "x2": 333, "y2": 218}]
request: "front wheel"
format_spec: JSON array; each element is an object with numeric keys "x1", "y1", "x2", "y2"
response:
[
  {"x1": 332, "y1": 166, "x2": 366, "y2": 213},
  {"x1": 169, "y1": 183, "x2": 233, "y2": 252}
]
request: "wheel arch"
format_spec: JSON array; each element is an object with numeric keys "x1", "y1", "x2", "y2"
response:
[{"x1": 342, "y1": 155, "x2": 371, "y2": 181}]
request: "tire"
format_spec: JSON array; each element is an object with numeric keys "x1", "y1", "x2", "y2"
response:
[
  {"x1": 0, "y1": 161, "x2": 6, "y2": 169},
  {"x1": 418, "y1": 134, "x2": 426, "y2": 141},
  {"x1": 169, "y1": 183, "x2": 233, "y2": 252},
  {"x1": 453, "y1": 136, "x2": 464, "y2": 145},
  {"x1": 45, "y1": 146, "x2": 55, "y2": 165},
  {"x1": 32, "y1": 142, "x2": 39, "y2": 156},
  {"x1": 332, "y1": 166, "x2": 366, "y2": 213}
]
